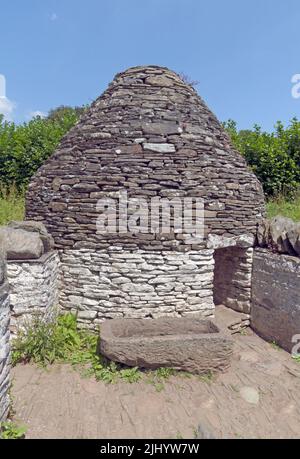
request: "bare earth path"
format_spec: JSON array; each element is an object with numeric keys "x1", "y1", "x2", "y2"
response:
[{"x1": 11, "y1": 324, "x2": 300, "y2": 439}]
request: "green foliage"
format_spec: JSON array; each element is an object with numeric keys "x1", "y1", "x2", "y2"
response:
[
  {"x1": 0, "y1": 185, "x2": 24, "y2": 225},
  {"x1": 224, "y1": 119, "x2": 300, "y2": 197},
  {"x1": 12, "y1": 313, "x2": 82, "y2": 366},
  {"x1": 146, "y1": 367, "x2": 176, "y2": 392},
  {"x1": 47, "y1": 105, "x2": 86, "y2": 122},
  {"x1": 0, "y1": 421, "x2": 27, "y2": 439},
  {"x1": 0, "y1": 106, "x2": 84, "y2": 190},
  {"x1": 12, "y1": 313, "x2": 143, "y2": 384}
]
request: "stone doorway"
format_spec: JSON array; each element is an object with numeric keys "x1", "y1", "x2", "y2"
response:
[{"x1": 213, "y1": 245, "x2": 253, "y2": 314}]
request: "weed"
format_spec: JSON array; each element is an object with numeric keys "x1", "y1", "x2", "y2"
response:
[
  {"x1": 13, "y1": 313, "x2": 145, "y2": 385},
  {"x1": 0, "y1": 184, "x2": 25, "y2": 225},
  {"x1": 0, "y1": 421, "x2": 27, "y2": 439},
  {"x1": 198, "y1": 371, "x2": 214, "y2": 384},
  {"x1": 270, "y1": 341, "x2": 281, "y2": 351}
]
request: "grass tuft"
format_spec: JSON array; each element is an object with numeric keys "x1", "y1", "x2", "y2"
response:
[
  {"x1": 266, "y1": 194, "x2": 300, "y2": 222},
  {"x1": 0, "y1": 185, "x2": 25, "y2": 225}
]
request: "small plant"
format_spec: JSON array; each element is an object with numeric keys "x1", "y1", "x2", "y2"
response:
[
  {"x1": 0, "y1": 421, "x2": 27, "y2": 439},
  {"x1": 12, "y1": 313, "x2": 82, "y2": 366},
  {"x1": 270, "y1": 341, "x2": 281, "y2": 351},
  {"x1": 198, "y1": 371, "x2": 213, "y2": 384},
  {"x1": 146, "y1": 367, "x2": 176, "y2": 392},
  {"x1": 12, "y1": 313, "x2": 143, "y2": 384}
]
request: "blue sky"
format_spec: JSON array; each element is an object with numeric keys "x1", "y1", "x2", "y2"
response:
[{"x1": 1, "y1": 0, "x2": 300, "y2": 130}]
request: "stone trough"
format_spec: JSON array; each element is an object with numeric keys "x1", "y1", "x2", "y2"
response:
[{"x1": 100, "y1": 317, "x2": 233, "y2": 374}]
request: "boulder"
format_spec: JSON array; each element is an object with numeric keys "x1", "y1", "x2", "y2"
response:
[
  {"x1": 0, "y1": 227, "x2": 44, "y2": 260},
  {"x1": 8, "y1": 221, "x2": 54, "y2": 253},
  {"x1": 257, "y1": 216, "x2": 300, "y2": 257},
  {"x1": 257, "y1": 219, "x2": 270, "y2": 247},
  {"x1": 269, "y1": 216, "x2": 295, "y2": 254},
  {"x1": 287, "y1": 222, "x2": 300, "y2": 256}
]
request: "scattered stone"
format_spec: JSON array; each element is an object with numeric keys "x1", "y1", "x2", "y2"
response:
[
  {"x1": 195, "y1": 422, "x2": 216, "y2": 439},
  {"x1": 239, "y1": 387, "x2": 260, "y2": 405}
]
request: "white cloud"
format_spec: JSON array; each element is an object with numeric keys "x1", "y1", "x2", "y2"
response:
[
  {"x1": 0, "y1": 96, "x2": 16, "y2": 121},
  {"x1": 0, "y1": 75, "x2": 6, "y2": 98},
  {"x1": 50, "y1": 13, "x2": 57, "y2": 21},
  {"x1": 28, "y1": 110, "x2": 47, "y2": 119}
]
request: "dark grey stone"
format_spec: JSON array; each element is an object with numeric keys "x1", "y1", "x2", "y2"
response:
[{"x1": 251, "y1": 249, "x2": 300, "y2": 352}]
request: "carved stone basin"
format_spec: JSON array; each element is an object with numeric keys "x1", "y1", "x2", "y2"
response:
[{"x1": 99, "y1": 316, "x2": 233, "y2": 374}]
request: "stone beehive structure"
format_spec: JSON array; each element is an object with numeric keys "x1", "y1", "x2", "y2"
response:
[{"x1": 26, "y1": 66, "x2": 265, "y2": 327}]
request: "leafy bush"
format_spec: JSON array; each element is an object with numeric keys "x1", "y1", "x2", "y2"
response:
[
  {"x1": 224, "y1": 119, "x2": 300, "y2": 197},
  {"x1": 0, "y1": 106, "x2": 83, "y2": 190}
]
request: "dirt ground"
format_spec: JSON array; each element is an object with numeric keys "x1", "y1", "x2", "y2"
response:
[{"x1": 11, "y1": 312, "x2": 300, "y2": 439}]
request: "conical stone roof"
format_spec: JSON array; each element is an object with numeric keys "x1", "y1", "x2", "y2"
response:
[{"x1": 26, "y1": 65, "x2": 265, "y2": 250}]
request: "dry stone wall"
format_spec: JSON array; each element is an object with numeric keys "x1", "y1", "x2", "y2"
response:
[
  {"x1": 251, "y1": 248, "x2": 300, "y2": 352},
  {"x1": 7, "y1": 252, "x2": 60, "y2": 333},
  {"x1": 213, "y1": 247, "x2": 253, "y2": 314},
  {"x1": 59, "y1": 247, "x2": 215, "y2": 329},
  {"x1": 258, "y1": 216, "x2": 300, "y2": 257},
  {"x1": 0, "y1": 246, "x2": 10, "y2": 421}
]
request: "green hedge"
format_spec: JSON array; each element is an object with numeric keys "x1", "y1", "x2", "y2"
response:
[
  {"x1": 0, "y1": 106, "x2": 82, "y2": 190},
  {"x1": 223, "y1": 119, "x2": 300, "y2": 197}
]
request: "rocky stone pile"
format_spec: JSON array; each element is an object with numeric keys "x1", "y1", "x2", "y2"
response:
[{"x1": 257, "y1": 216, "x2": 300, "y2": 256}]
